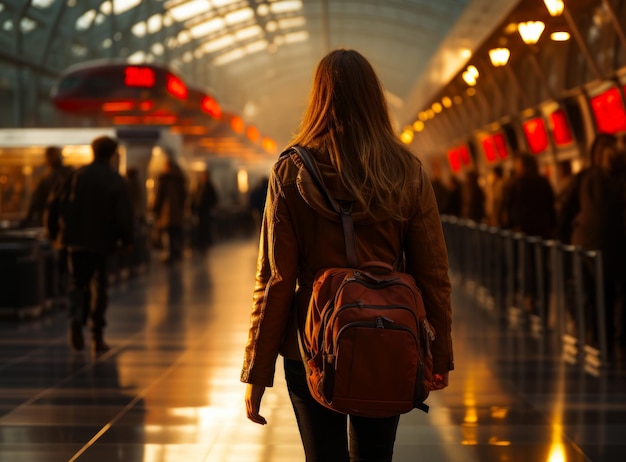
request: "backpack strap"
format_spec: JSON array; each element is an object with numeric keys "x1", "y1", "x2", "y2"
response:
[{"x1": 291, "y1": 146, "x2": 358, "y2": 268}]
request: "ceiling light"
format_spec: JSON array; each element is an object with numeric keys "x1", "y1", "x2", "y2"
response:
[
  {"x1": 413, "y1": 120, "x2": 425, "y2": 132},
  {"x1": 432, "y1": 102, "x2": 443, "y2": 113},
  {"x1": 462, "y1": 71, "x2": 477, "y2": 86},
  {"x1": 543, "y1": 0, "x2": 564, "y2": 17},
  {"x1": 518, "y1": 21, "x2": 545, "y2": 45},
  {"x1": 442, "y1": 96, "x2": 452, "y2": 108},
  {"x1": 400, "y1": 128, "x2": 414, "y2": 145},
  {"x1": 489, "y1": 48, "x2": 510, "y2": 67},
  {"x1": 551, "y1": 31, "x2": 570, "y2": 41},
  {"x1": 462, "y1": 66, "x2": 478, "y2": 86}
]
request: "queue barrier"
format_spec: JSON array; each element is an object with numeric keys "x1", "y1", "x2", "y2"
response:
[
  {"x1": 0, "y1": 227, "x2": 151, "y2": 320},
  {"x1": 441, "y1": 215, "x2": 609, "y2": 371}
]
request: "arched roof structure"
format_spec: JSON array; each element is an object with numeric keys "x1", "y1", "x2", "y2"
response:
[{"x1": 0, "y1": 0, "x2": 519, "y2": 149}]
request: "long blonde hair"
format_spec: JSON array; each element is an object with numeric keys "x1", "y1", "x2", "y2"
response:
[{"x1": 290, "y1": 49, "x2": 419, "y2": 220}]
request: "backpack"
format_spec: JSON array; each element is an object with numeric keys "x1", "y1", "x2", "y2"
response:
[{"x1": 292, "y1": 146, "x2": 435, "y2": 417}]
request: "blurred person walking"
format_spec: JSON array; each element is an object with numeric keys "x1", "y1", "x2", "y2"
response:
[
  {"x1": 191, "y1": 170, "x2": 218, "y2": 253},
  {"x1": 460, "y1": 170, "x2": 485, "y2": 222},
  {"x1": 241, "y1": 49, "x2": 453, "y2": 461},
  {"x1": 153, "y1": 157, "x2": 187, "y2": 263},
  {"x1": 501, "y1": 154, "x2": 556, "y2": 318},
  {"x1": 46, "y1": 136, "x2": 133, "y2": 354},
  {"x1": 22, "y1": 146, "x2": 72, "y2": 227}
]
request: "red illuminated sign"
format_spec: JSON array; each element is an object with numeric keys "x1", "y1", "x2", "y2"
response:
[
  {"x1": 522, "y1": 117, "x2": 549, "y2": 154},
  {"x1": 482, "y1": 137, "x2": 497, "y2": 162},
  {"x1": 124, "y1": 66, "x2": 155, "y2": 87},
  {"x1": 590, "y1": 87, "x2": 626, "y2": 134},
  {"x1": 448, "y1": 148, "x2": 461, "y2": 172},
  {"x1": 482, "y1": 133, "x2": 508, "y2": 162},
  {"x1": 549, "y1": 109, "x2": 573, "y2": 146},
  {"x1": 166, "y1": 74, "x2": 188, "y2": 100},
  {"x1": 493, "y1": 133, "x2": 508, "y2": 159},
  {"x1": 447, "y1": 146, "x2": 470, "y2": 172},
  {"x1": 201, "y1": 96, "x2": 222, "y2": 118}
]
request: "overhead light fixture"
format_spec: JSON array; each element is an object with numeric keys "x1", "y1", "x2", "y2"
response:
[
  {"x1": 543, "y1": 0, "x2": 564, "y2": 17},
  {"x1": 518, "y1": 21, "x2": 545, "y2": 45},
  {"x1": 413, "y1": 120, "x2": 425, "y2": 132},
  {"x1": 432, "y1": 102, "x2": 443, "y2": 113},
  {"x1": 551, "y1": 31, "x2": 570, "y2": 41},
  {"x1": 400, "y1": 128, "x2": 414, "y2": 145},
  {"x1": 442, "y1": 96, "x2": 453, "y2": 108},
  {"x1": 462, "y1": 65, "x2": 479, "y2": 86},
  {"x1": 489, "y1": 48, "x2": 511, "y2": 67}
]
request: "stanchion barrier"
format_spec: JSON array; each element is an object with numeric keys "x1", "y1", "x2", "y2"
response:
[
  {"x1": 441, "y1": 218, "x2": 611, "y2": 369},
  {"x1": 592, "y1": 250, "x2": 609, "y2": 365}
]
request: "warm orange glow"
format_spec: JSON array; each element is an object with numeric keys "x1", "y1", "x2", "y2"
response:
[
  {"x1": 166, "y1": 74, "x2": 188, "y2": 100},
  {"x1": 102, "y1": 101, "x2": 135, "y2": 112},
  {"x1": 201, "y1": 96, "x2": 222, "y2": 118},
  {"x1": 139, "y1": 100, "x2": 154, "y2": 111},
  {"x1": 113, "y1": 116, "x2": 142, "y2": 125},
  {"x1": 231, "y1": 116, "x2": 245, "y2": 133},
  {"x1": 143, "y1": 114, "x2": 177, "y2": 125},
  {"x1": 262, "y1": 137, "x2": 277, "y2": 154},
  {"x1": 246, "y1": 125, "x2": 260, "y2": 143},
  {"x1": 124, "y1": 66, "x2": 156, "y2": 87}
]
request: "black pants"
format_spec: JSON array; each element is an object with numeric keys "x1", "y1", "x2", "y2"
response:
[
  {"x1": 284, "y1": 359, "x2": 400, "y2": 462},
  {"x1": 67, "y1": 250, "x2": 109, "y2": 334}
]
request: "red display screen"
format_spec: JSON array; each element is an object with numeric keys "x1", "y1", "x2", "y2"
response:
[
  {"x1": 166, "y1": 74, "x2": 188, "y2": 100},
  {"x1": 522, "y1": 117, "x2": 549, "y2": 154},
  {"x1": 447, "y1": 145, "x2": 471, "y2": 171},
  {"x1": 549, "y1": 109, "x2": 574, "y2": 146},
  {"x1": 201, "y1": 96, "x2": 222, "y2": 118},
  {"x1": 482, "y1": 137, "x2": 497, "y2": 162},
  {"x1": 590, "y1": 87, "x2": 626, "y2": 134},
  {"x1": 448, "y1": 148, "x2": 461, "y2": 172},
  {"x1": 493, "y1": 133, "x2": 508, "y2": 159},
  {"x1": 124, "y1": 66, "x2": 156, "y2": 87}
]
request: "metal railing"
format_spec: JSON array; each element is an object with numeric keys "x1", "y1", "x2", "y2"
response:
[{"x1": 442, "y1": 215, "x2": 610, "y2": 372}]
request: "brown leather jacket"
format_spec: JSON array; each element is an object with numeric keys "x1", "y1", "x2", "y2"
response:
[{"x1": 241, "y1": 148, "x2": 453, "y2": 387}]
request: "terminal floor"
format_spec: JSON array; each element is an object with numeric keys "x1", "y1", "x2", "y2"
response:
[{"x1": 1, "y1": 237, "x2": 625, "y2": 462}]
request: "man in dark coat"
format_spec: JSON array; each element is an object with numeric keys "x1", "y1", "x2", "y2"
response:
[
  {"x1": 46, "y1": 136, "x2": 133, "y2": 353},
  {"x1": 501, "y1": 154, "x2": 556, "y2": 238}
]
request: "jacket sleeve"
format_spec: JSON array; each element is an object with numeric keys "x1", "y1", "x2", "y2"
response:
[
  {"x1": 405, "y1": 168, "x2": 454, "y2": 374},
  {"x1": 241, "y1": 168, "x2": 299, "y2": 386}
]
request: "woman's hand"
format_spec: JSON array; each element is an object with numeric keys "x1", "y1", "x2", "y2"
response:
[
  {"x1": 245, "y1": 383, "x2": 267, "y2": 425},
  {"x1": 430, "y1": 372, "x2": 449, "y2": 391}
]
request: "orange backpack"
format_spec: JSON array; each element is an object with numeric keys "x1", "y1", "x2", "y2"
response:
[{"x1": 292, "y1": 146, "x2": 434, "y2": 417}]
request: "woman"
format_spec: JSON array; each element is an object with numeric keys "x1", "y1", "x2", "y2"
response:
[{"x1": 241, "y1": 49, "x2": 453, "y2": 461}]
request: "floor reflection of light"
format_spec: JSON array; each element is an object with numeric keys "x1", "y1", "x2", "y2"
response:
[
  {"x1": 164, "y1": 405, "x2": 238, "y2": 426},
  {"x1": 548, "y1": 352, "x2": 568, "y2": 462},
  {"x1": 548, "y1": 425, "x2": 567, "y2": 462}
]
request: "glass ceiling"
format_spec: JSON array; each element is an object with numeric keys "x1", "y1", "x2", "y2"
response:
[{"x1": 0, "y1": 0, "x2": 472, "y2": 146}]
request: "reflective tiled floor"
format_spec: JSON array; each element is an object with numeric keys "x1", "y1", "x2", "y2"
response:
[{"x1": 1, "y1": 237, "x2": 625, "y2": 461}]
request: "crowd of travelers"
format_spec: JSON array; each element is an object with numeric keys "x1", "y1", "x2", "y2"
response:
[
  {"x1": 435, "y1": 134, "x2": 626, "y2": 365},
  {"x1": 17, "y1": 137, "x2": 220, "y2": 353}
]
